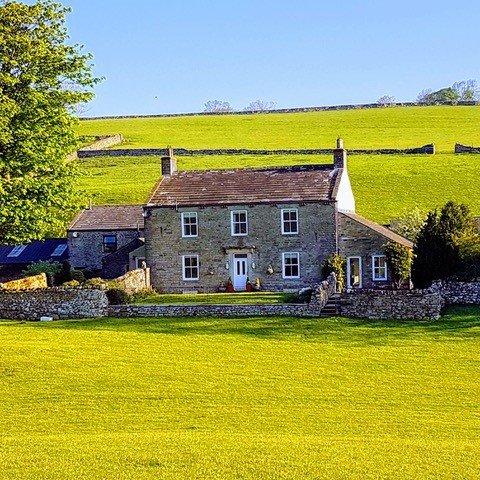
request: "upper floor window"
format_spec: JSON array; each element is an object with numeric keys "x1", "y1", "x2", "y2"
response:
[
  {"x1": 231, "y1": 210, "x2": 248, "y2": 236},
  {"x1": 372, "y1": 255, "x2": 388, "y2": 281},
  {"x1": 103, "y1": 235, "x2": 117, "y2": 254},
  {"x1": 182, "y1": 255, "x2": 199, "y2": 281},
  {"x1": 181, "y1": 212, "x2": 198, "y2": 238},
  {"x1": 281, "y1": 208, "x2": 299, "y2": 235},
  {"x1": 282, "y1": 252, "x2": 300, "y2": 279}
]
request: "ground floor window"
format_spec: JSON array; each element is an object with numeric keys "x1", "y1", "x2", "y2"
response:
[
  {"x1": 182, "y1": 255, "x2": 199, "y2": 281},
  {"x1": 372, "y1": 255, "x2": 388, "y2": 281},
  {"x1": 282, "y1": 252, "x2": 300, "y2": 279}
]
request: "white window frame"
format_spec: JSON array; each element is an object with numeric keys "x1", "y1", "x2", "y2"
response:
[
  {"x1": 181, "y1": 212, "x2": 198, "y2": 238},
  {"x1": 372, "y1": 255, "x2": 388, "y2": 281},
  {"x1": 282, "y1": 252, "x2": 300, "y2": 279},
  {"x1": 231, "y1": 210, "x2": 248, "y2": 237},
  {"x1": 281, "y1": 208, "x2": 299, "y2": 235},
  {"x1": 182, "y1": 255, "x2": 200, "y2": 281}
]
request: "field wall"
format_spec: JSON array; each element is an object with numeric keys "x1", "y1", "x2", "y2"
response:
[
  {"x1": 80, "y1": 101, "x2": 479, "y2": 121},
  {"x1": 77, "y1": 144, "x2": 435, "y2": 158},
  {"x1": 430, "y1": 280, "x2": 480, "y2": 305},
  {"x1": 0, "y1": 288, "x2": 109, "y2": 320},
  {"x1": 340, "y1": 289, "x2": 444, "y2": 320}
]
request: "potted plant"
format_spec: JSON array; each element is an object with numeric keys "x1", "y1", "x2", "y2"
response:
[
  {"x1": 253, "y1": 278, "x2": 262, "y2": 291},
  {"x1": 226, "y1": 277, "x2": 234, "y2": 293},
  {"x1": 246, "y1": 277, "x2": 253, "y2": 292},
  {"x1": 218, "y1": 281, "x2": 227, "y2": 293}
]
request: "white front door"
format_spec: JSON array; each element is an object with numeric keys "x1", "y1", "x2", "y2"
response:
[
  {"x1": 347, "y1": 256, "x2": 362, "y2": 289},
  {"x1": 233, "y1": 254, "x2": 248, "y2": 291}
]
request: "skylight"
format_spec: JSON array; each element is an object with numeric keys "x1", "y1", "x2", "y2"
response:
[
  {"x1": 7, "y1": 245, "x2": 27, "y2": 258},
  {"x1": 51, "y1": 244, "x2": 67, "y2": 257}
]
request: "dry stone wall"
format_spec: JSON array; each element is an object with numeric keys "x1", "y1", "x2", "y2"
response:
[
  {"x1": 0, "y1": 288, "x2": 108, "y2": 320},
  {"x1": 430, "y1": 280, "x2": 480, "y2": 305},
  {"x1": 340, "y1": 289, "x2": 444, "y2": 320},
  {"x1": 77, "y1": 144, "x2": 435, "y2": 159},
  {"x1": 111, "y1": 268, "x2": 151, "y2": 294}
]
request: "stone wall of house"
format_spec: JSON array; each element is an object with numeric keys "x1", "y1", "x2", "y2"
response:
[
  {"x1": 338, "y1": 214, "x2": 394, "y2": 289},
  {"x1": 108, "y1": 303, "x2": 319, "y2": 318},
  {"x1": 145, "y1": 203, "x2": 337, "y2": 293},
  {"x1": 0, "y1": 274, "x2": 48, "y2": 290},
  {"x1": 111, "y1": 268, "x2": 151, "y2": 294},
  {"x1": 68, "y1": 229, "x2": 143, "y2": 272},
  {"x1": 77, "y1": 144, "x2": 435, "y2": 159},
  {"x1": 0, "y1": 288, "x2": 108, "y2": 320},
  {"x1": 340, "y1": 289, "x2": 444, "y2": 320},
  {"x1": 430, "y1": 280, "x2": 480, "y2": 305}
]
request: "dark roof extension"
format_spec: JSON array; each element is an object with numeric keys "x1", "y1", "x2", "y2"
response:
[
  {"x1": 0, "y1": 238, "x2": 68, "y2": 265},
  {"x1": 147, "y1": 164, "x2": 341, "y2": 207},
  {"x1": 69, "y1": 205, "x2": 145, "y2": 231},
  {"x1": 340, "y1": 212, "x2": 414, "y2": 248}
]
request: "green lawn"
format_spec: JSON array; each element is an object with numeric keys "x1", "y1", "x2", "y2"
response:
[
  {"x1": 1, "y1": 307, "x2": 479, "y2": 479},
  {"x1": 78, "y1": 152, "x2": 480, "y2": 223},
  {"x1": 131, "y1": 291, "x2": 292, "y2": 304},
  {"x1": 78, "y1": 106, "x2": 480, "y2": 153}
]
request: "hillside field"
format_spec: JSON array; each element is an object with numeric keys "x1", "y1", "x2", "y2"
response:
[
  {"x1": 77, "y1": 106, "x2": 480, "y2": 223},
  {"x1": 1, "y1": 307, "x2": 479, "y2": 479}
]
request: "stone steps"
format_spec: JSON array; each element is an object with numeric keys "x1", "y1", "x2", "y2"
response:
[{"x1": 319, "y1": 293, "x2": 342, "y2": 317}]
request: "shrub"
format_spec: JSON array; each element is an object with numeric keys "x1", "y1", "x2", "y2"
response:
[
  {"x1": 129, "y1": 288, "x2": 156, "y2": 303},
  {"x1": 24, "y1": 260, "x2": 62, "y2": 276},
  {"x1": 385, "y1": 241, "x2": 413, "y2": 288},
  {"x1": 71, "y1": 269, "x2": 85, "y2": 283},
  {"x1": 84, "y1": 277, "x2": 108, "y2": 289},
  {"x1": 322, "y1": 254, "x2": 346, "y2": 292},
  {"x1": 62, "y1": 280, "x2": 80, "y2": 288},
  {"x1": 57, "y1": 260, "x2": 73, "y2": 285},
  {"x1": 106, "y1": 288, "x2": 129, "y2": 305}
]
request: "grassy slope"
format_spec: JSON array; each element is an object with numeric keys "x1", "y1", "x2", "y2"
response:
[
  {"x1": 78, "y1": 106, "x2": 480, "y2": 151},
  {"x1": 77, "y1": 106, "x2": 480, "y2": 223},
  {"x1": 1, "y1": 307, "x2": 479, "y2": 479}
]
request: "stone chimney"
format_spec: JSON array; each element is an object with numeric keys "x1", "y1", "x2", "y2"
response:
[
  {"x1": 333, "y1": 138, "x2": 347, "y2": 169},
  {"x1": 161, "y1": 146, "x2": 177, "y2": 176}
]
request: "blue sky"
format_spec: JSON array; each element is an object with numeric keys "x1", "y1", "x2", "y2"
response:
[{"x1": 63, "y1": 0, "x2": 480, "y2": 117}]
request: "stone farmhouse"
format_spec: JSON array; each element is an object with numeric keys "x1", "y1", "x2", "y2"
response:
[{"x1": 141, "y1": 141, "x2": 413, "y2": 292}]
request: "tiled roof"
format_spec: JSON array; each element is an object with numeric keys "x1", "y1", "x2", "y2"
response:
[
  {"x1": 340, "y1": 212, "x2": 414, "y2": 248},
  {"x1": 0, "y1": 238, "x2": 68, "y2": 265},
  {"x1": 69, "y1": 205, "x2": 145, "y2": 231},
  {"x1": 147, "y1": 165, "x2": 340, "y2": 207}
]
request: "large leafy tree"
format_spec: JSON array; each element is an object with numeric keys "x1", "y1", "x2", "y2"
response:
[{"x1": 0, "y1": 0, "x2": 99, "y2": 243}]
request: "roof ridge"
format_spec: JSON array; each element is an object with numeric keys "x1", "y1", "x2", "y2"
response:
[{"x1": 173, "y1": 163, "x2": 335, "y2": 175}]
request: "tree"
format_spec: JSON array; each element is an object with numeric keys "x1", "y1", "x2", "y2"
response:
[
  {"x1": 0, "y1": 0, "x2": 99, "y2": 244},
  {"x1": 412, "y1": 201, "x2": 479, "y2": 287},
  {"x1": 417, "y1": 87, "x2": 458, "y2": 105},
  {"x1": 203, "y1": 100, "x2": 233, "y2": 113},
  {"x1": 377, "y1": 95, "x2": 395, "y2": 106},
  {"x1": 452, "y1": 80, "x2": 479, "y2": 101},
  {"x1": 389, "y1": 207, "x2": 426, "y2": 242},
  {"x1": 385, "y1": 241, "x2": 413, "y2": 289},
  {"x1": 243, "y1": 100, "x2": 277, "y2": 112}
]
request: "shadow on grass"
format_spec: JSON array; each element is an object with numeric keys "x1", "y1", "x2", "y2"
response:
[{"x1": 4, "y1": 306, "x2": 479, "y2": 345}]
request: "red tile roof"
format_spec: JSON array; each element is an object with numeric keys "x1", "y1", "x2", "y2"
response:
[
  {"x1": 69, "y1": 205, "x2": 144, "y2": 231},
  {"x1": 147, "y1": 165, "x2": 340, "y2": 207},
  {"x1": 340, "y1": 212, "x2": 414, "y2": 248}
]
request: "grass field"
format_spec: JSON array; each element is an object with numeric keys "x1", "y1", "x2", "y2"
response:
[
  {"x1": 78, "y1": 106, "x2": 480, "y2": 152},
  {"x1": 1, "y1": 307, "x2": 479, "y2": 479},
  {"x1": 131, "y1": 291, "x2": 291, "y2": 304},
  {"x1": 76, "y1": 106, "x2": 480, "y2": 223}
]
